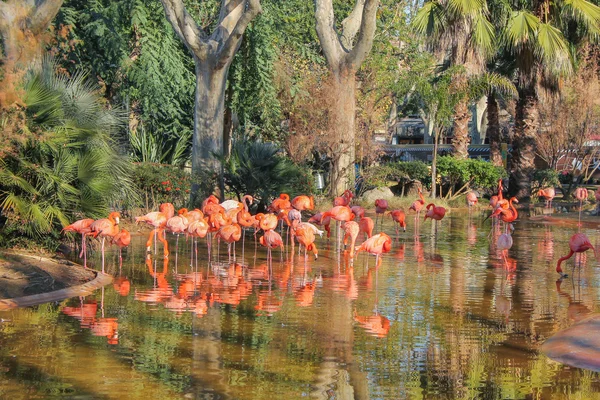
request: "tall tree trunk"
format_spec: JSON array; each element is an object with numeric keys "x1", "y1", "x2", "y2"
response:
[
  {"x1": 510, "y1": 89, "x2": 539, "y2": 199},
  {"x1": 451, "y1": 76, "x2": 470, "y2": 159},
  {"x1": 160, "y1": 0, "x2": 261, "y2": 202},
  {"x1": 315, "y1": 0, "x2": 379, "y2": 197},
  {"x1": 431, "y1": 128, "x2": 440, "y2": 198},
  {"x1": 487, "y1": 93, "x2": 503, "y2": 167},
  {"x1": 192, "y1": 65, "x2": 229, "y2": 198},
  {"x1": 330, "y1": 69, "x2": 357, "y2": 196}
]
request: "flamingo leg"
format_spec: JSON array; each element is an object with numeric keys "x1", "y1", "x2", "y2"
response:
[{"x1": 101, "y1": 236, "x2": 106, "y2": 274}]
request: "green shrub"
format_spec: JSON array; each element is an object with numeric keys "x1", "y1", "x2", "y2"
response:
[
  {"x1": 359, "y1": 161, "x2": 430, "y2": 195},
  {"x1": 218, "y1": 141, "x2": 315, "y2": 210},
  {"x1": 132, "y1": 163, "x2": 191, "y2": 211},
  {"x1": 0, "y1": 61, "x2": 137, "y2": 249},
  {"x1": 436, "y1": 156, "x2": 505, "y2": 198},
  {"x1": 532, "y1": 169, "x2": 561, "y2": 192}
]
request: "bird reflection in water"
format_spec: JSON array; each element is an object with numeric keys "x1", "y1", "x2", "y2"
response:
[
  {"x1": 556, "y1": 278, "x2": 592, "y2": 323},
  {"x1": 353, "y1": 267, "x2": 390, "y2": 338},
  {"x1": 61, "y1": 286, "x2": 118, "y2": 344}
]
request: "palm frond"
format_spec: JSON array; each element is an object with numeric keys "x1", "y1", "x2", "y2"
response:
[
  {"x1": 535, "y1": 23, "x2": 573, "y2": 76},
  {"x1": 412, "y1": 1, "x2": 446, "y2": 37},
  {"x1": 504, "y1": 10, "x2": 540, "y2": 54},
  {"x1": 563, "y1": 0, "x2": 600, "y2": 36}
]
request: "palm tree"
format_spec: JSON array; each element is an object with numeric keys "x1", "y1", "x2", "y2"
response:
[
  {"x1": 413, "y1": 0, "x2": 496, "y2": 159},
  {"x1": 502, "y1": 0, "x2": 600, "y2": 198},
  {"x1": 0, "y1": 59, "x2": 136, "y2": 245}
]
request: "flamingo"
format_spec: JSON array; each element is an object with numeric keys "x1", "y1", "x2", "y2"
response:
[
  {"x1": 466, "y1": 192, "x2": 478, "y2": 208},
  {"x1": 308, "y1": 212, "x2": 331, "y2": 238},
  {"x1": 260, "y1": 229, "x2": 284, "y2": 264},
  {"x1": 334, "y1": 189, "x2": 353, "y2": 206},
  {"x1": 359, "y1": 216, "x2": 374, "y2": 240},
  {"x1": 342, "y1": 221, "x2": 360, "y2": 258},
  {"x1": 291, "y1": 195, "x2": 314, "y2": 211},
  {"x1": 424, "y1": 204, "x2": 446, "y2": 221},
  {"x1": 269, "y1": 193, "x2": 291, "y2": 214},
  {"x1": 187, "y1": 217, "x2": 209, "y2": 265},
  {"x1": 166, "y1": 209, "x2": 189, "y2": 264},
  {"x1": 374, "y1": 199, "x2": 388, "y2": 228},
  {"x1": 322, "y1": 205, "x2": 355, "y2": 248},
  {"x1": 575, "y1": 187, "x2": 589, "y2": 228},
  {"x1": 111, "y1": 228, "x2": 131, "y2": 268},
  {"x1": 136, "y1": 203, "x2": 173, "y2": 256},
  {"x1": 537, "y1": 188, "x2": 556, "y2": 208},
  {"x1": 496, "y1": 233, "x2": 513, "y2": 268},
  {"x1": 351, "y1": 205, "x2": 365, "y2": 220},
  {"x1": 354, "y1": 232, "x2": 392, "y2": 267},
  {"x1": 221, "y1": 194, "x2": 253, "y2": 213},
  {"x1": 409, "y1": 188, "x2": 425, "y2": 219},
  {"x1": 556, "y1": 233, "x2": 597, "y2": 277},
  {"x1": 389, "y1": 209, "x2": 406, "y2": 235},
  {"x1": 488, "y1": 197, "x2": 518, "y2": 232},
  {"x1": 294, "y1": 223, "x2": 318, "y2": 259},
  {"x1": 62, "y1": 218, "x2": 94, "y2": 267},
  {"x1": 217, "y1": 223, "x2": 242, "y2": 261},
  {"x1": 88, "y1": 211, "x2": 121, "y2": 273}
]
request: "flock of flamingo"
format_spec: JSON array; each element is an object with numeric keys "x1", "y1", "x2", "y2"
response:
[{"x1": 62, "y1": 182, "x2": 600, "y2": 288}]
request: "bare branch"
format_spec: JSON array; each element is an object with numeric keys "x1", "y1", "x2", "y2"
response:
[
  {"x1": 346, "y1": 0, "x2": 379, "y2": 70},
  {"x1": 340, "y1": 0, "x2": 366, "y2": 49},
  {"x1": 160, "y1": 0, "x2": 207, "y2": 57},
  {"x1": 315, "y1": 0, "x2": 343, "y2": 68},
  {"x1": 214, "y1": 0, "x2": 262, "y2": 70},
  {"x1": 28, "y1": 0, "x2": 64, "y2": 34}
]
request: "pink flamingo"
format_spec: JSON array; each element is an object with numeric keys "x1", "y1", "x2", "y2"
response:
[
  {"x1": 343, "y1": 221, "x2": 360, "y2": 258},
  {"x1": 291, "y1": 195, "x2": 314, "y2": 211},
  {"x1": 466, "y1": 192, "x2": 478, "y2": 208},
  {"x1": 111, "y1": 228, "x2": 131, "y2": 268},
  {"x1": 354, "y1": 232, "x2": 392, "y2": 267},
  {"x1": 537, "y1": 188, "x2": 555, "y2": 208},
  {"x1": 359, "y1": 217, "x2": 374, "y2": 240},
  {"x1": 295, "y1": 223, "x2": 318, "y2": 260},
  {"x1": 389, "y1": 209, "x2": 406, "y2": 235},
  {"x1": 374, "y1": 199, "x2": 388, "y2": 228},
  {"x1": 496, "y1": 233, "x2": 513, "y2": 268},
  {"x1": 424, "y1": 204, "x2": 446, "y2": 221},
  {"x1": 88, "y1": 212, "x2": 120, "y2": 273},
  {"x1": 409, "y1": 188, "x2": 426, "y2": 219},
  {"x1": 556, "y1": 233, "x2": 597, "y2": 277},
  {"x1": 62, "y1": 218, "x2": 94, "y2": 267},
  {"x1": 260, "y1": 229, "x2": 284, "y2": 264},
  {"x1": 575, "y1": 187, "x2": 589, "y2": 228},
  {"x1": 351, "y1": 205, "x2": 365, "y2": 220}
]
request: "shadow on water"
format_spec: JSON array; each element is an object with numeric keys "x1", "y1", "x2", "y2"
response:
[{"x1": 2, "y1": 209, "x2": 600, "y2": 398}]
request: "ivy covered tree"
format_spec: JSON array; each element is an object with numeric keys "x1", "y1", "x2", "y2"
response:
[{"x1": 51, "y1": 0, "x2": 196, "y2": 167}]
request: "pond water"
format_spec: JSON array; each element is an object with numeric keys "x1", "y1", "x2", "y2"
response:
[{"x1": 2, "y1": 210, "x2": 600, "y2": 399}]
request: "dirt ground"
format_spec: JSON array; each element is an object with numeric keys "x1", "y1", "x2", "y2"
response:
[{"x1": 0, "y1": 251, "x2": 95, "y2": 300}]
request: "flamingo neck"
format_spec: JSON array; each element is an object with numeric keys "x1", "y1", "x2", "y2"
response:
[{"x1": 556, "y1": 250, "x2": 575, "y2": 274}]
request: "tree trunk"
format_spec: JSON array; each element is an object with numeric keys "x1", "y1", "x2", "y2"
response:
[
  {"x1": 431, "y1": 128, "x2": 439, "y2": 198},
  {"x1": 329, "y1": 70, "x2": 357, "y2": 196},
  {"x1": 452, "y1": 95, "x2": 470, "y2": 159},
  {"x1": 487, "y1": 93, "x2": 503, "y2": 167},
  {"x1": 510, "y1": 90, "x2": 539, "y2": 199},
  {"x1": 191, "y1": 65, "x2": 228, "y2": 199},
  {"x1": 160, "y1": 0, "x2": 261, "y2": 203}
]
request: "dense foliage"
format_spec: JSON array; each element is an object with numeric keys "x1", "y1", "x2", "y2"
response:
[
  {"x1": 0, "y1": 60, "x2": 136, "y2": 249},
  {"x1": 359, "y1": 161, "x2": 430, "y2": 195},
  {"x1": 218, "y1": 141, "x2": 314, "y2": 210},
  {"x1": 132, "y1": 163, "x2": 191, "y2": 211},
  {"x1": 436, "y1": 157, "x2": 506, "y2": 199}
]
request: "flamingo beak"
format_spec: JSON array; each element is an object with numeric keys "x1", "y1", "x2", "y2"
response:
[{"x1": 115, "y1": 217, "x2": 120, "y2": 224}]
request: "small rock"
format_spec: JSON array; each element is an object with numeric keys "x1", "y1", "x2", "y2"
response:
[
  {"x1": 361, "y1": 187, "x2": 395, "y2": 203},
  {"x1": 562, "y1": 207, "x2": 568, "y2": 213}
]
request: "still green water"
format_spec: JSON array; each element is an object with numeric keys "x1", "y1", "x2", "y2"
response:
[{"x1": 1, "y1": 210, "x2": 600, "y2": 399}]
